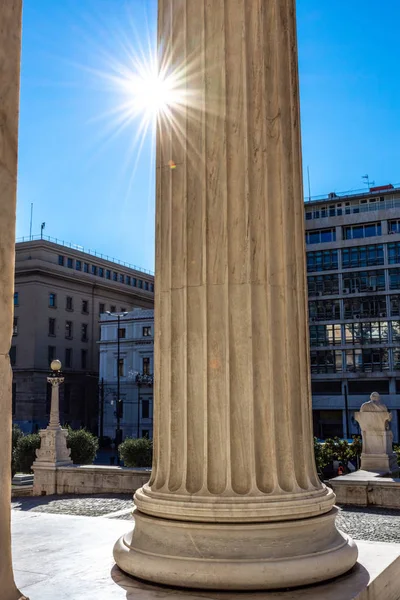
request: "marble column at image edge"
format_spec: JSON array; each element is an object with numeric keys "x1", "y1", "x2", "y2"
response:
[
  {"x1": 0, "y1": 2, "x2": 28, "y2": 600},
  {"x1": 114, "y1": 0, "x2": 357, "y2": 590}
]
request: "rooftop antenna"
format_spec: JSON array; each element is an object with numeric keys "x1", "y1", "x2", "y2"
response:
[
  {"x1": 307, "y1": 166, "x2": 312, "y2": 202},
  {"x1": 362, "y1": 174, "x2": 375, "y2": 189},
  {"x1": 29, "y1": 203, "x2": 33, "y2": 240}
]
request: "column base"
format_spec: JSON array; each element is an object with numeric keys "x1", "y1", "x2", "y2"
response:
[{"x1": 113, "y1": 507, "x2": 358, "y2": 590}]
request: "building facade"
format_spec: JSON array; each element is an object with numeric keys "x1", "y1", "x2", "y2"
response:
[
  {"x1": 12, "y1": 237, "x2": 154, "y2": 433},
  {"x1": 305, "y1": 183, "x2": 400, "y2": 440},
  {"x1": 99, "y1": 309, "x2": 154, "y2": 441}
]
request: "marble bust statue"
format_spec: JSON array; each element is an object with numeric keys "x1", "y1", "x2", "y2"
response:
[{"x1": 360, "y1": 391, "x2": 388, "y2": 412}]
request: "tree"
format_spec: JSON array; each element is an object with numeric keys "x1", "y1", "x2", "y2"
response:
[
  {"x1": 119, "y1": 437, "x2": 153, "y2": 467},
  {"x1": 66, "y1": 427, "x2": 99, "y2": 464}
]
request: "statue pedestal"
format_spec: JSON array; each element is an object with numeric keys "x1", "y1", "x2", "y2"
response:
[{"x1": 355, "y1": 400, "x2": 398, "y2": 474}]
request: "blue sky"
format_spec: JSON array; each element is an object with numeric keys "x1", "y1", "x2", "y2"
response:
[{"x1": 17, "y1": 1, "x2": 400, "y2": 272}]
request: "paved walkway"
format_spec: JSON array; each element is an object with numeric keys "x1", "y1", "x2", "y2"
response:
[
  {"x1": 11, "y1": 509, "x2": 400, "y2": 600},
  {"x1": 11, "y1": 493, "x2": 400, "y2": 543}
]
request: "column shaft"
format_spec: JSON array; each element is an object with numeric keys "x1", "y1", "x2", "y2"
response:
[
  {"x1": 0, "y1": 2, "x2": 25, "y2": 600},
  {"x1": 139, "y1": 0, "x2": 330, "y2": 522}
]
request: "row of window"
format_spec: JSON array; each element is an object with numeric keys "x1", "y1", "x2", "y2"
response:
[
  {"x1": 309, "y1": 321, "x2": 400, "y2": 347},
  {"x1": 310, "y1": 348, "x2": 400, "y2": 374},
  {"x1": 9, "y1": 346, "x2": 88, "y2": 369},
  {"x1": 308, "y1": 296, "x2": 397, "y2": 321},
  {"x1": 305, "y1": 196, "x2": 399, "y2": 221},
  {"x1": 117, "y1": 356, "x2": 151, "y2": 377},
  {"x1": 308, "y1": 269, "x2": 400, "y2": 296},
  {"x1": 58, "y1": 255, "x2": 154, "y2": 292},
  {"x1": 307, "y1": 243, "x2": 400, "y2": 273},
  {"x1": 117, "y1": 326, "x2": 152, "y2": 340},
  {"x1": 14, "y1": 292, "x2": 129, "y2": 318},
  {"x1": 306, "y1": 220, "x2": 400, "y2": 245},
  {"x1": 47, "y1": 319, "x2": 89, "y2": 342}
]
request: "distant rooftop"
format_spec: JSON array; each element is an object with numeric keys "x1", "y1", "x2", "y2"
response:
[
  {"x1": 304, "y1": 182, "x2": 400, "y2": 205},
  {"x1": 16, "y1": 234, "x2": 154, "y2": 276}
]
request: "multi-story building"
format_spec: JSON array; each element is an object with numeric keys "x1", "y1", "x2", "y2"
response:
[
  {"x1": 99, "y1": 309, "x2": 154, "y2": 441},
  {"x1": 12, "y1": 237, "x2": 154, "y2": 433},
  {"x1": 305, "y1": 183, "x2": 400, "y2": 440}
]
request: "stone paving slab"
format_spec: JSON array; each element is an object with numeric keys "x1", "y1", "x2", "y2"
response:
[{"x1": 11, "y1": 493, "x2": 133, "y2": 517}]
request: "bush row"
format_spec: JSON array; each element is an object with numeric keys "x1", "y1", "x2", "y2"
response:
[{"x1": 12, "y1": 425, "x2": 99, "y2": 475}]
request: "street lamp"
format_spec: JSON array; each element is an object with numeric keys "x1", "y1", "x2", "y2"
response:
[{"x1": 106, "y1": 311, "x2": 127, "y2": 464}]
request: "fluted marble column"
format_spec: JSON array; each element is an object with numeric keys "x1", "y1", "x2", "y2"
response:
[
  {"x1": 0, "y1": 2, "x2": 27, "y2": 600},
  {"x1": 114, "y1": 0, "x2": 357, "y2": 589}
]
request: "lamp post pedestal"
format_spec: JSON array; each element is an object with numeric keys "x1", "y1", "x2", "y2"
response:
[{"x1": 33, "y1": 364, "x2": 72, "y2": 495}]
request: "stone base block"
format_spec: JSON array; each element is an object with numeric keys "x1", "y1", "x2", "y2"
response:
[
  {"x1": 113, "y1": 507, "x2": 357, "y2": 590},
  {"x1": 360, "y1": 452, "x2": 398, "y2": 474},
  {"x1": 331, "y1": 470, "x2": 400, "y2": 508}
]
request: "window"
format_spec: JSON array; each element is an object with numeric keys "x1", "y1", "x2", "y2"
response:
[
  {"x1": 65, "y1": 321, "x2": 73, "y2": 339},
  {"x1": 99, "y1": 267, "x2": 104, "y2": 278},
  {"x1": 119, "y1": 274, "x2": 124, "y2": 283},
  {"x1": 49, "y1": 293, "x2": 57, "y2": 308},
  {"x1": 143, "y1": 326, "x2": 152, "y2": 337},
  {"x1": 84, "y1": 262, "x2": 89, "y2": 273},
  {"x1": 348, "y1": 380, "x2": 389, "y2": 395},
  {"x1": 389, "y1": 220, "x2": 400, "y2": 234},
  {"x1": 118, "y1": 358, "x2": 124, "y2": 377},
  {"x1": 81, "y1": 324, "x2": 88, "y2": 342},
  {"x1": 63, "y1": 384, "x2": 70, "y2": 413},
  {"x1": 132, "y1": 278, "x2": 137, "y2": 287},
  {"x1": 309, "y1": 324, "x2": 341, "y2": 346},
  {"x1": 106, "y1": 270, "x2": 111, "y2": 280},
  {"x1": 65, "y1": 348, "x2": 72, "y2": 368},
  {"x1": 305, "y1": 228, "x2": 336, "y2": 245},
  {"x1": 389, "y1": 269, "x2": 400, "y2": 290},
  {"x1": 113, "y1": 272, "x2": 118, "y2": 281},
  {"x1": 311, "y1": 381, "x2": 342, "y2": 395},
  {"x1": 306, "y1": 250, "x2": 338, "y2": 272},
  {"x1": 142, "y1": 400, "x2": 150, "y2": 419},
  {"x1": 110, "y1": 305, "x2": 116, "y2": 313},
  {"x1": 344, "y1": 222, "x2": 381, "y2": 240},
  {"x1": 308, "y1": 300, "x2": 340, "y2": 321},
  {"x1": 121, "y1": 307, "x2": 126, "y2": 313},
  {"x1": 82, "y1": 300, "x2": 89, "y2": 314},
  {"x1": 343, "y1": 296, "x2": 387, "y2": 319},
  {"x1": 307, "y1": 274, "x2": 339, "y2": 296},
  {"x1": 342, "y1": 245, "x2": 384, "y2": 269},
  {"x1": 99, "y1": 303, "x2": 105, "y2": 315},
  {"x1": 144, "y1": 281, "x2": 149, "y2": 290},
  {"x1": 66, "y1": 296, "x2": 73, "y2": 311},
  {"x1": 388, "y1": 242, "x2": 400, "y2": 265},
  {"x1": 118, "y1": 328, "x2": 126, "y2": 339},
  {"x1": 76, "y1": 260, "x2": 82, "y2": 271},
  {"x1": 48, "y1": 345, "x2": 56, "y2": 364},
  {"x1": 13, "y1": 317, "x2": 18, "y2": 336},
  {"x1": 13, "y1": 292, "x2": 19, "y2": 306},
  {"x1": 142, "y1": 429, "x2": 150, "y2": 438},
  {"x1": 342, "y1": 270, "x2": 385, "y2": 293},
  {"x1": 48, "y1": 318, "x2": 56, "y2": 336},
  {"x1": 91, "y1": 265, "x2": 97, "y2": 275},
  {"x1": 126, "y1": 276, "x2": 131, "y2": 285},
  {"x1": 12, "y1": 382, "x2": 16, "y2": 416},
  {"x1": 391, "y1": 296, "x2": 400, "y2": 316},
  {"x1": 143, "y1": 357, "x2": 150, "y2": 375},
  {"x1": 345, "y1": 348, "x2": 388, "y2": 372},
  {"x1": 150, "y1": 283, "x2": 154, "y2": 292},
  {"x1": 81, "y1": 349, "x2": 87, "y2": 369},
  {"x1": 310, "y1": 350, "x2": 342, "y2": 374},
  {"x1": 9, "y1": 346, "x2": 16, "y2": 366},
  {"x1": 58, "y1": 255, "x2": 64, "y2": 266},
  {"x1": 46, "y1": 382, "x2": 51, "y2": 414},
  {"x1": 392, "y1": 322, "x2": 400, "y2": 343},
  {"x1": 138, "y1": 279, "x2": 143, "y2": 288},
  {"x1": 67, "y1": 257, "x2": 73, "y2": 268}
]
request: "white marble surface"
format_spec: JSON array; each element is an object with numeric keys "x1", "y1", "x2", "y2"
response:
[{"x1": 11, "y1": 511, "x2": 400, "y2": 599}]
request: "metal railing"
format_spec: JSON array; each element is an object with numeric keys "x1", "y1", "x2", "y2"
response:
[
  {"x1": 304, "y1": 183, "x2": 400, "y2": 204},
  {"x1": 16, "y1": 234, "x2": 154, "y2": 276}
]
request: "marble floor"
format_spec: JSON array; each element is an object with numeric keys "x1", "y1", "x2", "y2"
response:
[{"x1": 11, "y1": 510, "x2": 400, "y2": 600}]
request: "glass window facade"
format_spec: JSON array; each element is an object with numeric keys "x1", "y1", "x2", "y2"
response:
[
  {"x1": 310, "y1": 350, "x2": 342, "y2": 374},
  {"x1": 309, "y1": 324, "x2": 341, "y2": 346},
  {"x1": 344, "y1": 222, "x2": 381, "y2": 240},
  {"x1": 345, "y1": 348, "x2": 389, "y2": 372},
  {"x1": 342, "y1": 244, "x2": 384, "y2": 269},
  {"x1": 343, "y1": 296, "x2": 387, "y2": 319},
  {"x1": 309, "y1": 300, "x2": 340, "y2": 321},
  {"x1": 306, "y1": 228, "x2": 336, "y2": 245},
  {"x1": 307, "y1": 250, "x2": 338, "y2": 272},
  {"x1": 389, "y1": 242, "x2": 400, "y2": 264},
  {"x1": 342, "y1": 270, "x2": 385, "y2": 292},
  {"x1": 308, "y1": 274, "x2": 339, "y2": 296}
]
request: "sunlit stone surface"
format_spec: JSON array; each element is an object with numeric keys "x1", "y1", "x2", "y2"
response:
[
  {"x1": 0, "y1": 2, "x2": 27, "y2": 599},
  {"x1": 114, "y1": 0, "x2": 357, "y2": 589}
]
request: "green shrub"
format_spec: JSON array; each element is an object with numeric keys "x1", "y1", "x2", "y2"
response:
[
  {"x1": 14, "y1": 433, "x2": 41, "y2": 474},
  {"x1": 11, "y1": 424, "x2": 24, "y2": 477},
  {"x1": 119, "y1": 437, "x2": 153, "y2": 467},
  {"x1": 66, "y1": 428, "x2": 98, "y2": 464}
]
